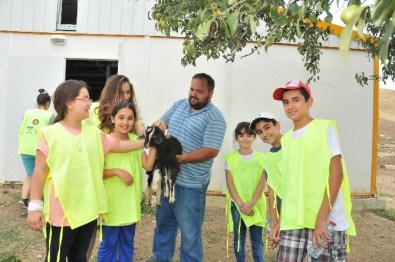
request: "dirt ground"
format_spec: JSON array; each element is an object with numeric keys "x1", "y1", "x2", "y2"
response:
[{"x1": 1, "y1": 89, "x2": 395, "y2": 261}]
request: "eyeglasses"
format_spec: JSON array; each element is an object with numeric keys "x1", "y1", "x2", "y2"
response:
[{"x1": 74, "y1": 97, "x2": 93, "y2": 103}]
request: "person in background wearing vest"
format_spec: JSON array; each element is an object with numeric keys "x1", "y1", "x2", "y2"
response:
[
  {"x1": 98, "y1": 101, "x2": 157, "y2": 261},
  {"x1": 249, "y1": 112, "x2": 283, "y2": 249},
  {"x1": 17, "y1": 89, "x2": 54, "y2": 209},
  {"x1": 144, "y1": 73, "x2": 226, "y2": 262},
  {"x1": 86, "y1": 74, "x2": 145, "y2": 136},
  {"x1": 272, "y1": 80, "x2": 356, "y2": 261},
  {"x1": 224, "y1": 122, "x2": 267, "y2": 262},
  {"x1": 27, "y1": 80, "x2": 145, "y2": 262},
  {"x1": 85, "y1": 74, "x2": 146, "y2": 260}
]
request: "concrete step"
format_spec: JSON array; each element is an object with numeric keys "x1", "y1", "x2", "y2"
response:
[
  {"x1": 378, "y1": 152, "x2": 395, "y2": 157},
  {"x1": 381, "y1": 165, "x2": 395, "y2": 170},
  {"x1": 379, "y1": 144, "x2": 395, "y2": 148},
  {"x1": 352, "y1": 197, "x2": 387, "y2": 211}
]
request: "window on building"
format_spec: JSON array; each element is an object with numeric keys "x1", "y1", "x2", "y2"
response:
[
  {"x1": 57, "y1": 0, "x2": 78, "y2": 31},
  {"x1": 66, "y1": 60, "x2": 119, "y2": 101}
]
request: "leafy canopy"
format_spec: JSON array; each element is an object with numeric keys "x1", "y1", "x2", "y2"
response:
[{"x1": 150, "y1": 0, "x2": 394, "y2": 86}]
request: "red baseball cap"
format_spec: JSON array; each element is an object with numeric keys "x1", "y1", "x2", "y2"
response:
[{"x1": 273, "y1": 80, "x2": 311, "y2": 101}]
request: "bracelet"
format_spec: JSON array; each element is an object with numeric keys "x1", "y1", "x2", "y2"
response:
[{"x1": 28, "y1": 199, "x2": 44, "y2": 212}]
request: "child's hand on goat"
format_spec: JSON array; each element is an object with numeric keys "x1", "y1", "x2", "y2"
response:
[{"x1": 153, "y1": 119, "x2": 167, "y2": 131}]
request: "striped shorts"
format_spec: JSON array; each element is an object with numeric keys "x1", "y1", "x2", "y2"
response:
[{"x1": 277, "y1": 228, "x2": 347, "y2": 262}]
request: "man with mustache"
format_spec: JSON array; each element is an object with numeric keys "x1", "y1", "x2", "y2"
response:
[{"x1": 145, "y1": 73, "x2": 226, "y2": 262}]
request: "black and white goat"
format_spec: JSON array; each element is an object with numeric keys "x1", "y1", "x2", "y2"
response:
[{"x1": 144, "y1": 125, "x2": 182, "y2": 205}]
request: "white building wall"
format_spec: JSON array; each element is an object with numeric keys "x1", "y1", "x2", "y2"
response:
[
  {"x1": 0, "y1": 31, "x2": 374, "y2": 194},
  {"x1": 0, "y1": 0, "x2": 375, "y2": 193}
]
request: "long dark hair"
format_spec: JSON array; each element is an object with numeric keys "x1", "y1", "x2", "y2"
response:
[
  {"x1": 99, "y1": 75, "x2": 139, "y2": 133},
  {"x1": 53, "y1": 80, "x2": 87, "y2": 123}
]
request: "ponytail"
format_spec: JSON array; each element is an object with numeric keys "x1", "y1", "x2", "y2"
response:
[{"x1": 37, "y1": 89, "x2": 51, "y2": 106}]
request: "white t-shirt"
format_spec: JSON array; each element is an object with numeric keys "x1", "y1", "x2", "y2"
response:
[
  {"x1": 292, "y1": 122, "x2": 348, "y2": 231},
  {"x1": 224, "y1": 151, "x2": 254, "y2": 170}
]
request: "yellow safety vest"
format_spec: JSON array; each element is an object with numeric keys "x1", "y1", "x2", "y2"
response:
[
  {"x1": 224, "y1": 151, "x2": 267, "y2": 229},
  {"x1": 103, "y1": 133, "x2": 143, "y2": 225},
  {"x1": 85, "y1": 101, "x2": 101, "y2": 129},
  {"x1": 265, "y1": 150, "x2": 282, "y2": 198},
  {"x1": 280, "y1": 119, "x2": 356, "y2": 236},
  {"x1": 42, "y1": 123, "x2": 107, "y2": 229},
  {"x1": 18, "y1": 109, "x2": 53, "y2": 155}
]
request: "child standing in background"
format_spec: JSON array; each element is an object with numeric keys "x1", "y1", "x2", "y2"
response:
[
  {"x1": 85, "y1": 74, "x2": 146, "y2": 259},
  {"x1": 86, "y1": 74, "x2": 145, "y2": 136},
  {"x1": 18, "y1": 89, "x2": 54, "y2": 209},
  {"x1": 98, "y1": 101, "x2": 156, "y2": 261},
  {"x1": 27, "y1": 80, "x2": 144, "y2": 262},
  {"x1": 224, "y1": 122, "x2": 267, "y2": 262},
  {"x1": 250, "y1": 112, "x2": 283, "y2": 246}
]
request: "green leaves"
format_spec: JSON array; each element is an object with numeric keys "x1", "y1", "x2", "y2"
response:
[
  {"x1": 372, "y1": 0, "x2": 395, "y2": 27},
  {"x1": 340, "y1": 0, "x2": 394, "y2": 68},
  {"x1": 225, "y1": 12, "x2": 238, "y2": 37},
  {"x1": 197, "y1": 19, "x2": 212, "y2": 41},
  {"x1": 379, "y1": 20, "x2": 394, "y2": 64},
  {"x1": 339, "y1": 5, "x2": 368, "y2": 61},
  {"x1": 150, "y1": 0, "x2": 395, "y2": 85}
]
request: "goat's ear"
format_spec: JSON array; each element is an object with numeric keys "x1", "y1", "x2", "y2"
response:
[{"x1": 155, "y1": 134, "x2": 162, "y2": 145}]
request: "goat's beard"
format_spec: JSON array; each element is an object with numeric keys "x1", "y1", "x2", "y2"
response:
[{"x1": 189, "y1": 97, "x2": 209, "y2": 110}]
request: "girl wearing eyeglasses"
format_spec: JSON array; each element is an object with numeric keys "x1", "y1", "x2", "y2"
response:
[{"x1": 27, "y1": 80, "x2": 144, "y2": 262}]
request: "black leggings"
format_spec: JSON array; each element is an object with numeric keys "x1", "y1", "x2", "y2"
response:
[{"x1": 45, "y1": 220, "x2": 97, "y2": 262}]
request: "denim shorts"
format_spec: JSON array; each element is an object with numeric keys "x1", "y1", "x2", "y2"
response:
[{"x1": 21, "y1": 154, "x2": 35, "y2": 176}]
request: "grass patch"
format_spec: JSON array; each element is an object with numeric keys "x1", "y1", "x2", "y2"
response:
[
  {"x1": 378, "y1": 193, "x2": 395, "y2": 198},
  {"x1": 0, "y1": 253, "x2": 20, "y2": 262},
  {"x1": 369, "y1": 208, "x2": 395, "y2": 221},
  {"x1": 0, "y1": 228, "x2": 23, "y2": 242},
  {"x1": 141, "y1": 202, "x2": 156, "y2": 215}
]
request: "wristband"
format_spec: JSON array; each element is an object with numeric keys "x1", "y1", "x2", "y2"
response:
[{"x1": 28, "y1": 199, "x2": 44, "y2": 212}]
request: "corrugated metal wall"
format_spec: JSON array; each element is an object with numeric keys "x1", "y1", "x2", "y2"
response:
[
  {"x1": 0, "y1": 0, "x2": 57, "y2": 31},
  {"x1": 0, "y1": 0, "x2": 159, "y2": 35}
]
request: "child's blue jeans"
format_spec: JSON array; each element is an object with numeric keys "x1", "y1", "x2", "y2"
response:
[
  {"x1": 98, "y1": 224, "x2": 136, "y2": 262},
  {"x1": 231, "y1": 202, "x2": 264, "y2": 262}
]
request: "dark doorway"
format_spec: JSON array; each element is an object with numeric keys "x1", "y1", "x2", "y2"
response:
[{"x1": 65, "y1": 59, "x2": 118, "y2": 101}]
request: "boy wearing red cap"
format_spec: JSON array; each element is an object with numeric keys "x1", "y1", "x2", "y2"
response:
[{"x1": 273, "y1": 81, "x2": 355, "y2": 261}]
